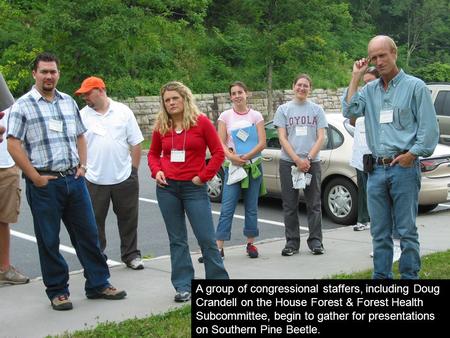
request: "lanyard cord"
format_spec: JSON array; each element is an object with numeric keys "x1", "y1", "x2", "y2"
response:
[{"x1": 171, "y1": 128, "x2": 187, "y2": 151}]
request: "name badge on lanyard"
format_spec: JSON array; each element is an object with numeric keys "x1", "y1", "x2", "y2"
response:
[
  {"x1": 236, "y1": 128, "x2": 249, "y2": 142},
  {"x1": 171, "y1": 150, "x2": 186, "y2": 162},
  {"x1": 92, "y1": 123, "x2": 107, "y2": 136},
  {"x1": 170, "y1": 128, "x2": 187, "y2": 162},
  {"x1": 295, "y1": 126, "x2": 307, "y2": 136},
  {"x1": 49, "y1": 119, "x2": 63, "y2": 132},
  {"x1": 380, "y1": 109, "x2": 394, "y2": 124}
]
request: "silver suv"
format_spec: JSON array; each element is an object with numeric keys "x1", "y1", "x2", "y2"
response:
[{"x1": 428, "y1": 83, "x2": 450, "y2": 145}]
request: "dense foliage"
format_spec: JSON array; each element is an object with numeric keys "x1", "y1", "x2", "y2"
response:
[{"x1": 1, "y1": 0, "x2": 448, "y2": 99}]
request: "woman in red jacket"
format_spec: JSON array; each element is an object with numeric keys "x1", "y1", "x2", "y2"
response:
[{"x1": 148, "y1": 81, "x2": 229, "y2": 302}]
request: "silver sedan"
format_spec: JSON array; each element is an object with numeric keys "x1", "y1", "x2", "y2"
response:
[{"x1": 207, "y1": 114, "x2": 450, "y2": 225}]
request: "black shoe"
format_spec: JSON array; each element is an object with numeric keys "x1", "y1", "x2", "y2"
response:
[
  {"x1": 312, "y1": 246, "x2": 324, "y2": 255},
  {"x1": 281, "y1": 247, "x2": 299, "y2": 256},
  {"x1": 198, "y1": 248, "x2": 224, "y2": 263},
  {"x1": 174, "y1": 291, "x2": 191, "y2": 302}
]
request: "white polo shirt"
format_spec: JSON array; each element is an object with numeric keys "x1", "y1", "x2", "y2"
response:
[
  {"x1": 350, "y1": 117, "x2": 371, "y2": 171},
  {"x1": 80, "y1": 98, "x2": 144, "y2": 185},
  {"x1": 0, "y1": 108, "x2": 15, "y2": 168}
]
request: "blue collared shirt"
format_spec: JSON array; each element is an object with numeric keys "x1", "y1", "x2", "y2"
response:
[
  {"x1": 7, "y1": 86, "x2": 86, "y2": 171},
  {"x1": 342, "y1": 70, "x2": 439, "y2": 158}
]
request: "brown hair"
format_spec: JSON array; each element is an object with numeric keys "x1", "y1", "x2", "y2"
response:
[
  {"x1": 292, "y1": 73, "x2": 312, "y2": 88},
  {"x1": 228, "y1": 81, "x2": 249, "y2": 95},
  {"x1": 32, "y1": 52, "x2": 60, "y2": 71}
]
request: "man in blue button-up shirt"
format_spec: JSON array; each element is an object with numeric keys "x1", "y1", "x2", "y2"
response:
[{"x1": 342, "y1": 35, "x2": 439, "y2": 279}]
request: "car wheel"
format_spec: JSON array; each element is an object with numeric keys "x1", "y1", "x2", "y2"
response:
[
  {"x1": 322, "y1": 177, "x2": 358, "y2": 225},
  {"x1": 207, "y1": 167, "x2": 224, "y2": 203},
  {"x1": 418, "y1": 204, "x2": 438, "y2": 213}
]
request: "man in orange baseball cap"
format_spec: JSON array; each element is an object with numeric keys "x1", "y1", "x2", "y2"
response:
[
  {"x1": 74, "y1": 76, "x2": 106, "y2": 95},
  {"x1": 75, "y1": 76, "x2": 144, "y2": 271}
]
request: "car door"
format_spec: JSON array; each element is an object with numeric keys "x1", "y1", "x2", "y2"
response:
[
  {"x1": 261, "y1": 121, "x2": 281, "y2": 193},
  {"x1": 319, "y1": 127, "x2": 331, "y2": 174},
  {"x1": 434, "y1": 90, "x2": 450, "y2": 145}
]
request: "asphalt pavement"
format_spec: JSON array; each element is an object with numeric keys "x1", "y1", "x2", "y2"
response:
[
  {"x1": 1, "y1": 207, "x2": 449, "y2": 338},
  {"x1": 9, "y1": 157, "x2": 344, "y2": 280}
]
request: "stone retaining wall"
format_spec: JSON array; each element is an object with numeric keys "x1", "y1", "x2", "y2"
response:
[{"x1": 119, "y1": 88, "x2": 346, "y2": 139}]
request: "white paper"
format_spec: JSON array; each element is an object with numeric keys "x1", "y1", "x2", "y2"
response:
[
  {"x1": 380, "y1": 109, "x2": 393, "y2": 124},
  {"x1": 170, "y1": 150, "x2": 185, "y2": 162},
  {"x1": 49, "y1": 119, "x2": 63, "y2": 132},
  {"x1": 295, "y1": 126, "x2": 307, "y2": 136},
  {"x1": 227, "y1": 164, "x2": 248, "y2": 185},
  {"x1": 236, "y1": 128, "x2": 249, "y2": 142},
  {"x1": 92, "y1": 123, "x2": 107, "y2": 136}
]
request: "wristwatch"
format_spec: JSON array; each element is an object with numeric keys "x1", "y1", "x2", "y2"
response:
[
  {"x1": 79, "y1": 164, "x2": 88, "y2": 172},
  {"x1": 307, "y1": 154, "x2": 313, "y2": 161}
]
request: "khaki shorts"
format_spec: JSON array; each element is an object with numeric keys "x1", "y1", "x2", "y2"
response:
[{"x1": 0, "y1": 165, "x2": 21, "y2": 224}]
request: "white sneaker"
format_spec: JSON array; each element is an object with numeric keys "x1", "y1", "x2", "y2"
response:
[
  {"x1": 174, "y1": 291, "x2": 191, "y2": 302},
  {"x1": 353, "y1": 222, "x2": 370, "y2": 231},
  {"x1": 0, "y1": 265, "x2": 30, "y2": 285},
  {"x1": 393, "y1": 242, "x2": 401, "y2": 262},
  {"x1": 369, "y1": 245, "x2": 401, "y2": 261},
  {"x1": 126, "y1": 257, "x2": 144, "y2": 270}
]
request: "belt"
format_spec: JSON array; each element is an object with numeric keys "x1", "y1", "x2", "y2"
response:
[
  {"x1": 375, "y1": 151, "x2": 408, "y2": 166},
  {"x1": 376, "y1": 157, "x2": 395, "y2": 165},
  {"x1": 36, "y1": 167, "x2": 78, "y2": 177}
]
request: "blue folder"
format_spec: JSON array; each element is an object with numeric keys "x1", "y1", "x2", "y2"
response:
[{"x1": 231, "y1": 124, "x2": 259, "y2": 156}]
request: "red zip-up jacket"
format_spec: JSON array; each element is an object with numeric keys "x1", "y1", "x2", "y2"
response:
[{"x1": 148, "y1": 114, "x2": 224, "y2": 183}]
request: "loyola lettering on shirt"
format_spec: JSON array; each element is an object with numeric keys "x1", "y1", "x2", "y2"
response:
[{"x1": 288, "y1": 115, "x2": 318, "y2": 127}]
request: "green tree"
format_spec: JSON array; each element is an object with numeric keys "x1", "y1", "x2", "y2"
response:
[
  {"x1": 205, "y1": 0, "x2": 355, "y2": 117},
  {"x1": 0, "y1": 1, "x2": 43, "y2": 94},
  {"x1": 413, "y1": 63, "x2": 450, "y2": 82},
  {"x1": 397, "y1": 0, "x2": 448, "y2": 68},
  {"x1": 4, "y1": 0, "x2": 445, "y2": 102},
  {"x1": 0, "y1": 0, "x2": 212, "y2": 98},
  {"x1": 374, "y1": 0, "x2": 449, "y2": 68}
]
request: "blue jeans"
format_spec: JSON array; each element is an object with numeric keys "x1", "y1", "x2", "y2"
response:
[
  {"x1": 367, "y1": 161, "x2": 421, "y2": 279},
  {"x1": 216, "y1": 166, "x2": 262, "y2": 241},
  {"x1": 25, "y1": 175, "x2": 110, "y2": 300},
  {"x1": 156, "y1": 180, "x2": 229, "y2": 292}
]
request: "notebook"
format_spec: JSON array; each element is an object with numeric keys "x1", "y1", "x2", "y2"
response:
[{"x1": 231, "y1": 124, "x2": 259, "y2": 156}]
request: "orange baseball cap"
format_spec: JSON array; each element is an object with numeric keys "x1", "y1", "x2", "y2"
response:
[{"x1": 75, "y1": 76, "x2": 106, "y2": 95}]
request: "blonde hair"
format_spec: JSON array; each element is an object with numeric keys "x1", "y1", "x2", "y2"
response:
[
  {"x1": 369, "y1": 35, "x2": 398, "y2": 53},
  {"x1": 154, "y1": 81, "x2": 201, "y2": 135}
]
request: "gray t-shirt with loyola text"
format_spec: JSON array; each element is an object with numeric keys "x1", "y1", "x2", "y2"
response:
[{"x1": 273, "y1": 100, "x2": 328, "y2": 162}]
